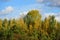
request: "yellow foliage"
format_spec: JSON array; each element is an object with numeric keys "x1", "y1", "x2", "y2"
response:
[
  {"x1": 18, "y1": 18, "x2": 25, "y2": 28},
  {"x1": 41, "y1": 29, "x2": 44, "y2": 33},
  {"x1": 34, "y1": 19, "x2": 41, "y2": 30},
  {"x1": 29, "y1": 24, "x2": 33, "y2": 31},
  {"x1": 10, "y1": 20, "x2": 14, "y2": 28},
  {"x1": 3, "y1": 19, "x2": 8, "y2": 30},
  {"x1": 17, "y1": 18, "x2": 28, "y2": 31},
  {"x1": 55, "y1": 20, "x2": 58, "y2": 29},
  {"x1": 44, "y1": 18, "x2": 50, "y2": 31},
  {"x1": 0, "y1": 19, "x2": 2, "y2": 30}
]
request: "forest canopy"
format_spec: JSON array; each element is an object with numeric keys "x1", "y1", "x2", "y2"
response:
[{"x1": 0, "y1": 10, "x2": 60, "y2": 40}]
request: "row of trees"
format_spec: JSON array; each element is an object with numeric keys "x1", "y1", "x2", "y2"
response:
[{"x1": 0, "y1": 10, "x2": 60, "y2": 40}]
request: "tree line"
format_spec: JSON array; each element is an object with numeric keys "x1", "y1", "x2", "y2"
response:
[{"x1": 0, "y1": 10, "x2": 60, "y2": 40}]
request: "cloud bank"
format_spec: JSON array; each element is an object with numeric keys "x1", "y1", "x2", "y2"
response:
[
  {"x1": 37, "y1": 0, "x2": 60, "y2": 7},
  {"x1": 0, "y1": 6, "x2": 14, "y2": 14}
]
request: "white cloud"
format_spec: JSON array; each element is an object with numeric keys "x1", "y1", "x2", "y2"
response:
[
  {"x1": 37, "y1": 0, "x2": 44, "y2": 3},
  {"x1": 36, "y1": 0, "x2": 60, "y2": 7},
  {"x1": 43, "y1": 13, "x2": 60, "y2": 22},
  {"x1": 55, "y1": 16, "x2": 60, "y2": 22},
  {"x1": 49, "y1": 0, "x2": 60, "y2": 7},
  {"x1": 55, "y1": 13, "x2": 60, "y2": 22},
  {"x1": 0, "y1": 6, "x2": 14, "y2": 14},
  {"x1": 19, "y1": 11, "x2": 28, "y2": 18}
]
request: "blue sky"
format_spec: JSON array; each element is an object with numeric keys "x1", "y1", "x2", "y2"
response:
[{"x1": 0, "y1": 0, "x2": 60, "y2": 21}]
